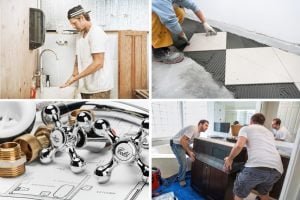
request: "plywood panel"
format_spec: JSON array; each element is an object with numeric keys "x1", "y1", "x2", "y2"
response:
[
  {"x1": 118, "y1": 31, "x2": 147, "y2": 98},
  {"x1": 0, "y1": 0, "x2": 38, "y2": 98}
]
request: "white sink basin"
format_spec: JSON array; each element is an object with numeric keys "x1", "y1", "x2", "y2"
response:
[
  {"x1": 0, "y1": 102, "x2": 36, "y2": 140},
  {"x1": 38, "y1": 86, "x2": 78, "y2": 99}
]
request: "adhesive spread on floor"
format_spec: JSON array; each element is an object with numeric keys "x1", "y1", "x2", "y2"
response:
[
  {"x1": 185, "y1": 50, "x2": 226, "y2": 83},
  {"x1": 152, "y1": 57, "x2": 234, "y2": 98},
  {"x1": 226, "y1": 83, "x2": 300, "y2": 98},
  {"x1": 226, "y1": 32, "x2": 268, "y2": 49}
]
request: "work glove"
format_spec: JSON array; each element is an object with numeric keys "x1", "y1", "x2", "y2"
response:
[
  {"x1": 178, "y1": 32, "x2": 190, "y2": 45},
  {"x1": 203, "y1": 22, "x2": 217, "y2": 36}
]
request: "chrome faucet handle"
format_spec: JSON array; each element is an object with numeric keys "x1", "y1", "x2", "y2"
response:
[
  {"x1": 40, "y1": 109, "x2": 113, "y2": 174},
  {"x1": 76, "y1": 111, "x2": 93, "y2": 133},
  {"x1": 141, "y1": 119, "x2": 149, "y2": 149},
  {"x1": 40, "y1": 125, "x2": 86, "y2": 173},
  {"x1": 94, "y1": 119, "x2": 149, "y2": 184},
  {"x1": 73, "y1": 112, "x2": 112, "y2": 152},
  {"x1": 93, "y1": 119, "x2": 119, "y2": 143},
  {"x1": 132, "y1": 119, "x2": 149, "y2": 149},
  {"x1": 41, "y1": 105, "x2": 61, "y2": 128}
]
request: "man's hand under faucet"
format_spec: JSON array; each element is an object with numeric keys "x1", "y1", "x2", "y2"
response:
[{"x1": 60, "y1": 74, "x2": 78, "y2": 88}]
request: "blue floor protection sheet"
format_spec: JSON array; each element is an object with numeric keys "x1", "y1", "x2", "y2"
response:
[{"x1": 153, "y1": 172, "x2": 206, "y2": 200}]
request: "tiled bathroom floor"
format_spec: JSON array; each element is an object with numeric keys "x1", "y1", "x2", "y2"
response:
[{"x1": 153, "y1": 18, "x2": 300, "y2": 98}]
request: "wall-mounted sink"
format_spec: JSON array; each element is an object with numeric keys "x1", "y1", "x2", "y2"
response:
[{"x1": 37, "y1": 86, "x2": 78, "y2": 99}]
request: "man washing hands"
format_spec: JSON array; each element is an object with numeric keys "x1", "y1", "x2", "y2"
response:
[{"x1": 60, "y1": 5, "x2": 113, "y2": 99}]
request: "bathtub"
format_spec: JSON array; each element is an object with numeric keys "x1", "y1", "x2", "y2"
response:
[{"x1": 152, "y1": 141, "x2": 192, "y2": 179}]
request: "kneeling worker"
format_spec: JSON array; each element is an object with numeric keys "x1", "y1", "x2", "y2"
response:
[{"x1": 152, "y1": 0, "x2": 217, "y2": 64}]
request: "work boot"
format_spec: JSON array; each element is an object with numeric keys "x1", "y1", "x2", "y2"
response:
[{"x1": 153, "y1": 47, "x2": 184, "y2": 64}]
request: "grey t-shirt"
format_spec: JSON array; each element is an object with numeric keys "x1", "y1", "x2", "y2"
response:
[
  {"x1": 172, "y1": 125, "x2": 199, "y2": 145},
  {"x1": 239, "y1": 124, "x2": 283, "y2": 174}
]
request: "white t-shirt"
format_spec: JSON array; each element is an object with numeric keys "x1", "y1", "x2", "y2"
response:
[
  {"x1": 272, "y1": 126, "x2": 291, "y2": 142},
  {"x1": 76, "y1": 25, "x2": 113, "y2": 93},
  {"x1": 172, "y1": 125, "x2": 200, "y2": 145},
  {"x1": 239, "y1": 124, "x2": 283, "y2": 174}
]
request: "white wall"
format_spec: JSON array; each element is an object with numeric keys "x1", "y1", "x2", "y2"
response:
[
  {"x1": 280, "y1": 130, "x2": 300, "y2": 199},
  {"x1": 189, "y1": 0, "x2": 300, "y2": 53},
  {"x1": 41, "y1": 32, "x2": 119, "y2": 98}
]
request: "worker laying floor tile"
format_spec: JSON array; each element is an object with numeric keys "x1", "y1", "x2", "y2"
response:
[
  {"x1": 152, "y1": 16, "x2": 300, "y2": 98},
  {"x1": 152, "y1": 0, "x2": 217, "y2": 64},
  {"x1": 151, "y1": 0, "x2": 300, "y2": 98}
]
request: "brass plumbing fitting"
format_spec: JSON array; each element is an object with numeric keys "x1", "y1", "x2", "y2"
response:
[
  {"x1": 13, "y1": 125, "x2": 51, "y2": 163},
  {"x1": 0, "y1": 142, "x2": 26, "y2": 177}
]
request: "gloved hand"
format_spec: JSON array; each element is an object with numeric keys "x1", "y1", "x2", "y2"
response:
[
  {"x1": 203, "y1": 22, "x2": 217, "y2": 36},
  {"x1": 178, "y1": 32, "x2": 190, "y2": 45}
]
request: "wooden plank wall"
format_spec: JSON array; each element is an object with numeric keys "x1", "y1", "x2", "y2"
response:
[
  {"x1": 0, "y1": 0, "x2": 38, "y2": 98},
  {"x1": 118, "y1": 31, "x2": 148, "y2": 99}
]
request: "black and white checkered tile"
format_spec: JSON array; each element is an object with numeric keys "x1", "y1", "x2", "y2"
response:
[{"x1": 174, "y1": 18, "x2": 300, "y2": 98}]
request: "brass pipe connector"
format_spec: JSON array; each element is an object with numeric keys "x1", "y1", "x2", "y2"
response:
[
  {"x1": 13, "y1": 125, "x2": 51, "y2": 163},
  {"x1": 0, "y1": 142, "x2": 26, "y2": 177},
  {"x1": 69, "y1": 109, "x2": 94, "y2": 126}
]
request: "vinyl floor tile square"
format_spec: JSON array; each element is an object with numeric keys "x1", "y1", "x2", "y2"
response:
[
  {"x1": 225, "y1": 47, "x2": 293, "y2": 85},
  {"x1": 273, "y1": 48, "x2": 300, "y2": 82},
  {"x1": 184, "y1": 32, "x2": 227, "y2": 52}
]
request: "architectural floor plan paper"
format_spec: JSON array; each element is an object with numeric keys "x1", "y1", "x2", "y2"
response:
[{"x1": 0, "y1": 148, "x2": 148, "y2": 200}]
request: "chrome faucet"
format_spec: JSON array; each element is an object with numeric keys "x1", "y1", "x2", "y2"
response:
[{"x1": 37, "y1": 49, "x2": 58, "y2": 92}]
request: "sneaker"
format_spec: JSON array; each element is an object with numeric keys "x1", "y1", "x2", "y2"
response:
[
  {"x1": 179, "y1": 180, "x2": 186, "y2": 187},
  {"x1": 153, "y1": 47, "x2": 184, "y2": 64}
]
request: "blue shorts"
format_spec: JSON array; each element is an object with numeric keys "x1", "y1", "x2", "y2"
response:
[{"x1": 233, "y1": 167, "x2": 281, "y2": 198}]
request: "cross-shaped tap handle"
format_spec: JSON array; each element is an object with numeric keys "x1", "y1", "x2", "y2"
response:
[{"x1": 94, "y1": 119, "x2": 149, "y2": 184}]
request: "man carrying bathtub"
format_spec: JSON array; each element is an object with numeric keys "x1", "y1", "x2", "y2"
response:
[
  {"x1": 61, "y1": 5, "x2": 113, "y2": 99},
  {"x1": 170, "y1": 119, "x2": 209, "y2": 187}
]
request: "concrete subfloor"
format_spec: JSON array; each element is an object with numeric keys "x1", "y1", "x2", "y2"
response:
[{"x1": 152, "y1": 57, "x2": 234, "y2": 98}]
